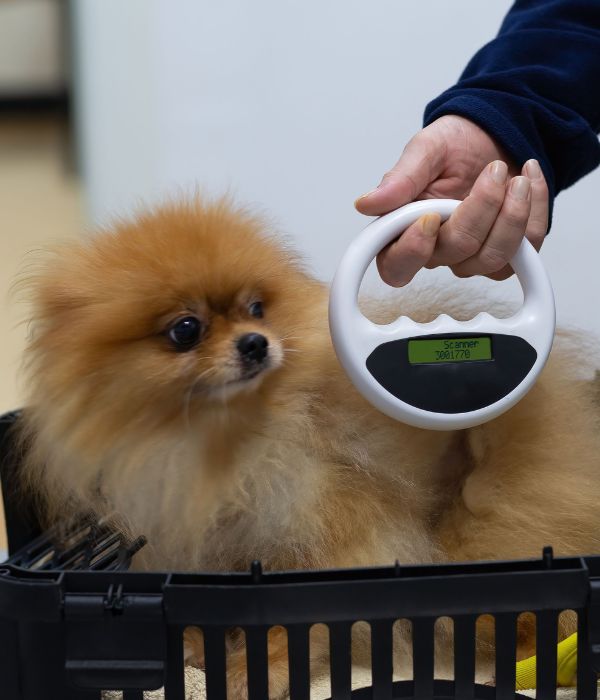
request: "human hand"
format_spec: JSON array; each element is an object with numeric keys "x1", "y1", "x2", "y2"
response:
[{"x1": 355, "y1": 115, "x2": 549, "y2": 285}]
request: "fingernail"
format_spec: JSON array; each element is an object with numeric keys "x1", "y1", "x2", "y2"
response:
[
  {"x1": 354, "y1": 188, "x2": 379, "y2": 206},
  {"x1": 510, "y1": 175, "x2": 531, "y2": 200},
  {"x1": 524, "y1": 159, "x2": 542, "y2": 179},
  {"x1": 420, "y1": 213, "x2": 441, "y2": 237},
  {"x1": 489, "y1": 160, "x2": 508, "y2": 185}
]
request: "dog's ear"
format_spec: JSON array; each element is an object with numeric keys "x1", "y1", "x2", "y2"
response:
[
  {"x1": 37, "y1": 278, "x2": 94, "y2": 316},
  {"x1": 13, "y1": 244, "x2": 96, "y2": 321}
]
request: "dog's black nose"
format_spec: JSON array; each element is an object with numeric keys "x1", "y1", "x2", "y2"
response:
[{"x1": 237, "y1": 333, "x2": 269, "y2": 363}]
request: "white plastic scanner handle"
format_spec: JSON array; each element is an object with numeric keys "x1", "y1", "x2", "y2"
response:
[{"x1": 328, "y1": 199, "x2": 555, "y2": 430}]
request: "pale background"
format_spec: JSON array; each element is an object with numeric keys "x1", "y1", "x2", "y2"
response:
[
  {"x1": 1, "y1": 0, "x2": 599, "y2": 555},
  {"x1": 73, "y1": 0, "x2": 600, "y2": 327}
]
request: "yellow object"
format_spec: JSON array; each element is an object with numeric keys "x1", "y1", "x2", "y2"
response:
[{"x1": 515, "y1": 633, "x2": 578, "y2": 690}]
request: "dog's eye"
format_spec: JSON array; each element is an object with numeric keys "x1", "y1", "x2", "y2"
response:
[
  {"x1": 168, "y1": 316, "x2": 203, "y2": 351},
  {"x1": 249, "y1": 301, "x2": 263, "y2": 319}
]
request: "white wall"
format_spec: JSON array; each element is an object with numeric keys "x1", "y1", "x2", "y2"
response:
[{"x1": 73, "y1": 0, "x2": 600, "y2": 336}]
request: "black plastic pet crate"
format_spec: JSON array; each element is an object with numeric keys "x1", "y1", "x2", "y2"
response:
[{"x1": 1, "y1": 409, "x2": 600, "y2": 700}]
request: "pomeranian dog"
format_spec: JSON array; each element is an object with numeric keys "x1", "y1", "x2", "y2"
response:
[{"x1": 18, "y1": 198, "x2": 600, "y2": 695}]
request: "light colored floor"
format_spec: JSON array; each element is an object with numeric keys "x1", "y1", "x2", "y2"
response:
[{"x1": 0, "y1": 116, "x2": 84, "y2": 554}]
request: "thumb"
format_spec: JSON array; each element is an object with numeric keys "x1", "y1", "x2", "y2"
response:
[{"x1": 355, "y1": 131, "x2": 442, "y2": 216}]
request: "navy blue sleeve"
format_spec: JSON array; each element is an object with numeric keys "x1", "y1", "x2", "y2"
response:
[{"x1": 424, "y1": 0, "x2": 600, "y2": 225}]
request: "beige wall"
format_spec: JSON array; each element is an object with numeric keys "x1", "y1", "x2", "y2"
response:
[
  {"x1": 0, "y1": 117, "x2": 83, "y2": 555},
  {"x1": 0, "y1": 0, "x2": 64, "y2": 95}
]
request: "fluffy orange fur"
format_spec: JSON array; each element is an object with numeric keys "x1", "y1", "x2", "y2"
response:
[{"x1": 17, "y1": 198, "x2": 600, "y2": 695}]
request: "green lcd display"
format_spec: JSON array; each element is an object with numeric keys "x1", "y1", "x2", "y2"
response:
[{"x1": 408, "y1": 337, "x2": 493, "y2": 364}]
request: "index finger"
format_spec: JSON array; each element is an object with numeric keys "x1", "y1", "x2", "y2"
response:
[
  {"x1": 376, "y1": 213, "x2": 441, "y2": 287},
  {"x1": 427, "y1": 160, "x2": 509, "y2": 268}
]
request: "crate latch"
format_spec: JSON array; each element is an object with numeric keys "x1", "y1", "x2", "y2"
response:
[{"x1": 64, "y1": 586, "x2": 166, "y2": 690}]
